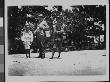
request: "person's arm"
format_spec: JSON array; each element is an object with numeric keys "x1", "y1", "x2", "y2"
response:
[
  {"x1": 34, "y1": 28, "x2": 38, "y2": 34},
  {"x1": 29, "y1": 31, "x2": 34, "y2": 44}
]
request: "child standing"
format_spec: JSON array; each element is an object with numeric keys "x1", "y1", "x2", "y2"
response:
[{"x1": 21, "y1": 28, "x2": 33, "y2": 58}]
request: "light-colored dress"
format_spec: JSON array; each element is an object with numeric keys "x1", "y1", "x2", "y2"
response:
[
  {"x1": 21, "y1": 30, "x2": 33, "y2": 49},
  {"x1": 24, "y1": 41, "x2": 31, "y2": 49}
]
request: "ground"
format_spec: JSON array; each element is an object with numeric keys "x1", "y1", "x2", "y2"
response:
[{"x1": 8, "y1": 50, "x2": 106, "y2": 76}]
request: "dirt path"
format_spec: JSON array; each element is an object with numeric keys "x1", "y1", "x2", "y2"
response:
[{"x1": 8, "y1": 50, "x2": 106, "y2": 76}]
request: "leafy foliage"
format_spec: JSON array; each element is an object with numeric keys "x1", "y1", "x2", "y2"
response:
[{"x1": 8, "y1": 5, "x2": 106, "y2": 53}]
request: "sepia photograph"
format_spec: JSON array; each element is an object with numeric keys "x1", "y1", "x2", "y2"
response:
[{"x1": 5, "y1": 0, "x2": 109, "y2": 81}]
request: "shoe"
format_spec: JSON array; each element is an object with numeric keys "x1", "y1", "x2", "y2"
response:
[
  {"x1": 41, "y1": 57, "x2": 45, "y2": 59},
  {"x1": 57, "y1": 56, "x2": 61, "y2": 59},
  {"x1": 58, "y1": 56, "x2": 60, "y2": 58},
  {"x1": 37, "y1": 56, "x2": 41, "y2": 58},
  {"x1": 50, "y1": 57, "x2": 53, "y2": 59}
]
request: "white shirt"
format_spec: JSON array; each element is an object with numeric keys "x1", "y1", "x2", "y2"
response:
[{"x1": 21, "y1": 30, "x2": 33, "y2": 42}]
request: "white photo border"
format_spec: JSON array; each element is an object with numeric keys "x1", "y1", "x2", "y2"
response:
[{"x1": 5, "y1": 0, "x2": 109, "y2": 82}]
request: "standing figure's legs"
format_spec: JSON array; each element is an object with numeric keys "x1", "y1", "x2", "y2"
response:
[
  {"x1": 57, "y1": 40, "x2": 62, "y2": 58},
  {"x1": 41, "y1": 42, "x2": 45, "y2": 59},
  {"x1": 50, "y1": 42, "x2": 56, "y2": 59},
  {"x1": 28, "y1": 49, "x2": 30, "y2": 58},
  {"x1": 38, "y1": 43, "x2": 45, "y2": 59},
  {"x1": 41, "y1": 50, "x2": 45, "y2": 59},
  {"x1": 26, "y1": 49, "x2": 28, "y2": 58},
  {"x1": 58, "y1": 47, "x2": 61, "y2": 58},
  {"x1": 37, "y1": 41, "x2": 43, "y2": 58},
  {"x1": 50, "y1": 48, "x2": 55, "y2": 59},
  {"x1": 38, "y1": 48, "x2": 42, "y2": 58}
]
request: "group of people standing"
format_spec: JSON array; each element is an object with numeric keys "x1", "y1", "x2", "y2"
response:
[{"x1": 21, "y1": 18, "x2": 63, "y2": 59}]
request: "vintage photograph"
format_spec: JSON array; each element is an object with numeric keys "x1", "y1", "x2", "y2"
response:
[{"x1": 6, "y1": 5, "x2": 107, "y2": 76}]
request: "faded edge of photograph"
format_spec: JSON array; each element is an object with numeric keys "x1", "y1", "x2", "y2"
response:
[
  {"x1": 5, "y1": 0, "x2": 109, "y2": 82},
  {"x1": 0, "y1": 0, "x2": 4, "y2": 82}
]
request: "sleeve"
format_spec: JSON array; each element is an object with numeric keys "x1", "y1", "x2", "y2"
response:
[
  {"x1": 21, "y1": 32, "x2": 26, "y2": 42},
  {"x1": 31, "y1": 33, "x2": 33, "y2": 42},
  {"x1": 21, "y1": 34, "x2": 24, "y2": 41},
  {"x1": 30, "y1": 31, "x2": 33, "y2": 42}
]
